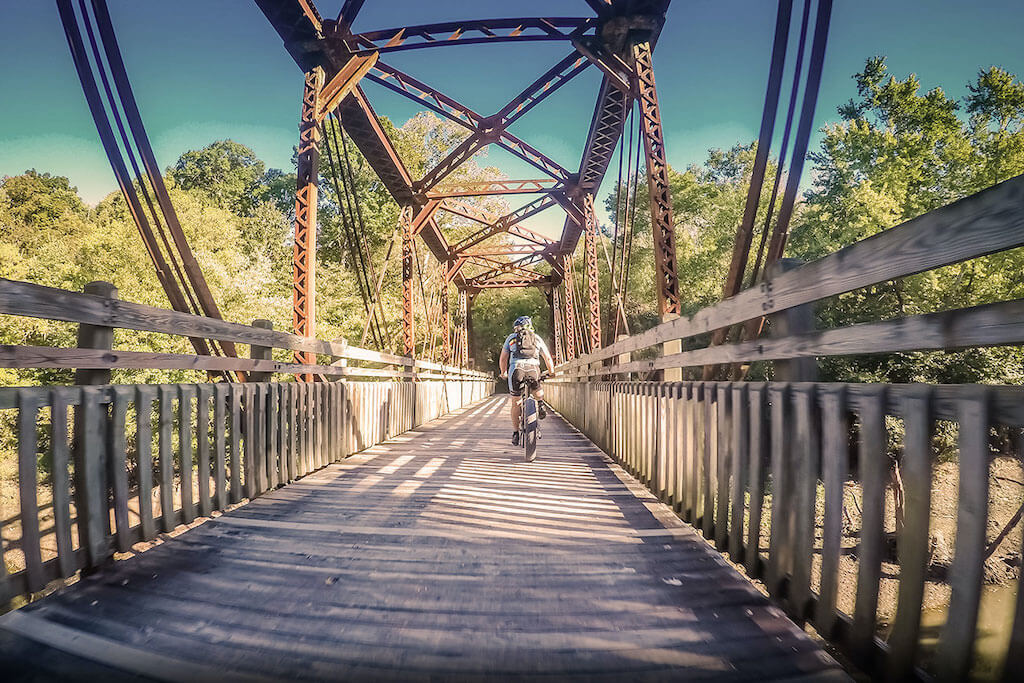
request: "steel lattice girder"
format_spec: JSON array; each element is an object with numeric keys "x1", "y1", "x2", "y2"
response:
[
  {"x1": 257, "y1": 0, "x2": 673, "y2": 296},
  {"x1": 293, "y1": 67, "x2": 323, "y2": 367},
  {"x1": 342, "y1": 17, "x2": 597, "y2": 55}
]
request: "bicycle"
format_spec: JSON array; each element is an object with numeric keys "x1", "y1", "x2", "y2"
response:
[{"x1": 518, "y1": 370, "x2": 549, "y2": 462}]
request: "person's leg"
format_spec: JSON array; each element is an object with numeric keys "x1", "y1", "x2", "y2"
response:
[{"x1": 511, "y1": 394, "x2": 522, "y2": 429}]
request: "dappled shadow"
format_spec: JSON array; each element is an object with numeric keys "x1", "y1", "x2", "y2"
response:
[{"x1": 0, "y1": 396, "x2": 847, "y2": 681}]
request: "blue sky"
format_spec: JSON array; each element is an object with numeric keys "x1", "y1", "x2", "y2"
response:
[{"x1": 2, "y1": 1, "x2": 1023, "y2": 236}]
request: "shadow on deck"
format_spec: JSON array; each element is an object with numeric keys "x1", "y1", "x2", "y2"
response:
[{"x1": 0, "y1": 396, "x2": 848, "y2": 682}]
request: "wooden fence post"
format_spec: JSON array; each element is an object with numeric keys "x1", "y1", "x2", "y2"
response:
[
  {"x1": 766, "y1": 259, "x2": 818, "y2": 382},
  {"x1": 73, "y1": 281, "x2": 118, "y2": 569},
  {"x1": 249, "y1": 319, "x2": 274, "y2": 382}
]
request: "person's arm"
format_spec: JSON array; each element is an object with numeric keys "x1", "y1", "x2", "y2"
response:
[
  {"x1": 540, "y1": 339, "x2": 556, "y2": 374},
  {"x1": 499, "y1": 347, "x2": 510, "y2": 378},
  {"x1": 542, "y1": 348, "x2": 556, "y2": 374}
]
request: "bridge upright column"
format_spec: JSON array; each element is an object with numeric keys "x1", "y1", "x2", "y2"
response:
[
  {"x1": 401, "y1": 206, "x2": 415, "y2": 358},
  {"x1": 293, "y1": 67, "x2": 324, "y2": 379},
  {"x1": 632, "y1": 39, "x2": 682, "y2": 381},
  {"x1": 441, "y1": 279, "x2": 451, "y2": 365},
  {"x1": 549, "y1": 286, "x2": 565, "y2": 366},
  {"x1": 562, "y1": 258, "x2": 577, "y2": 361},
  {"x1": 583, "y1": 193, "x2": 602, "y2": 352},
  {"x1": 457, "y1": 288, "x2": 469, "y2": 367}
]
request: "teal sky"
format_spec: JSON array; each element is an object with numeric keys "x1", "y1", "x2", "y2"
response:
[{"x1": 2, "y1": 1, "x2": 1023, "y2": 236}]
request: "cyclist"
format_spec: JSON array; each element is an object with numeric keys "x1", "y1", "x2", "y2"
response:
[{"x1": 499, "y1": 315, "x2": 556, "y2": 445}]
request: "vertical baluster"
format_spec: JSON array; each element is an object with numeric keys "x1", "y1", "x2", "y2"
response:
[
  {"x1": 729, "y1": 383, "x2": 748, "y2": 563},
  {"x1": 688, "y1": 383, "x2": 701, "y2": 525},
  {"x1": 715, "y1": 384, "x2": 731, "y2": 551},
  {"x1": 109, "y1": 386, "x2": 132, "y2": 552},
  {"x1": 816, "y1": 385, "x2": 848, "y2": 636},
  {"x1": 935, "y1": 386, "x2": 990, "y2": 682},
  {"x1": 244, "y1": 384, "x2": 257, "y2": 499},
  {"x1": 213, "y1": 383, "x2": 227, "y2": 510},
  {"x1": 767, "y1": 383, "x2": 790, "y2": 595},
  {"x1": 178, "y1": 385, "x2": 195, "y2": 523},
  {"x1": 702, "y1": 383, "x2": 715, "y2": 538},
  {"x1": 229, "y1": 384, "x2": 242, "y2": 503},
  {"x1": 278, "y1": 383, "x2": 289, "y2": 478},
  {"x1": 746, "y1": 384, "x2": 767, "y2": 578},
  {"x1": 50, "y1": 387, "x2": 76, "y2": 577},
  {"x1": 886, "y1": 385, "x2": 932, "y2": 680},
  {"x1": 267, "y1": 383, "x2": 278, "y2": 489},
  {"x1": 197, "y1": 385, "x2": 212, "y2": 517},
  {"x1": 790, "y1": 385, "x2": 818, "y2": 621},
  {"x1": 852, "y1": 386, "x2": 887, "y2": 663},
  {"x1": 158, "y1": 385, "x2": 175, "y2": 533},
  {"x1": 18, "y1": 390, "x2": 45, "y2": 592}
]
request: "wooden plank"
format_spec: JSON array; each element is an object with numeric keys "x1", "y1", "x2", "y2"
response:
[
  {"x1": 886, "y1": 385, "x2": 932, "y2": 681},
  {"x1": 289, "y1": 383, "x2": 299, "y2": 480},
  {"x1": 715, "y1": 385, "x2": 731, "y2": 551},
  {"x1": 17, "y1": 390, "x2": 45, "y2": 592},
  {"x1": 135, "y1": 386, "x2": 157, "y2": 541},
  {"x1": 230, "y1": 385, "x2": 242, "y2": 503},
  {"x1": 0, "y1": 277, "x2": 416, "y2": 364},
  {"x1": 109, "y1": 387, "x2": 132, "y2": 553},
  {"x1": 688, "y1": 383, "x2": 701, "y2": 526},
  {"x1": 790, "y1": 385, "x2": 818, "y2": 621},
  {"x1": 746, "y1": 384, "x2": 767, "y2": 578},
  {"x1": 815, "y1": 386, "x2": 847, "y2": 637},
  {"x1": 197, "y1": 385, "x2": 212, "y2": 518},
  {"x1": 178, "y1": 386, "x2": 195, "y2": 525},
  {"x1": 213, "y1": 383, "x2": 228, "y2": 510},
  {"x1": 78, "y1": 386, "x2": 110, "y2": 566},
  {"x1": 766, "y1": 383, "x2": 789, "y2": 595},
  {"x1": 268, "y1": 383, "x2": 279, "y2": 488},
  {"x1": 244, "y1": 385, "x2": 257, "y2": 500},
  {"x1": 158, "y1": 386, "x2": 176, "y2": 533},
  {"x1": 559, "y1": 175, "x2": 1024, "y2": 371},
  {"x1": 50, "y1": 387, "x2": 76, "y2": 577},
  {"x1": 567, "y1": 298, "x2": 1024, "y2": 377},
  {"x1": 729, "y1": 383, "x2": 748, "y2": 563},
  {"x1": 700, "y1": 384, "x2": 715, "y2": 537},
  {"x1": 851, "y1": 386, "x2": 887, "y2": 664},
  {"x1": 0, "y1": 345, "x2": 348, "y2": 377},
  {"x1": 935, "y1": 386, "x2": 991, "y2": 682}
]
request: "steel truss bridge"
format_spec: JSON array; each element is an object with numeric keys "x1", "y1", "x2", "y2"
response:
[{"x1": 1, "y1": 1, "x2": 1024, "y2": 681}]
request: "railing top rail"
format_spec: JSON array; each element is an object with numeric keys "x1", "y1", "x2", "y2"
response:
[
  {"x1": 0, "y1": 278, "x2": 491, "y2": 380},
  {"x1": 557, "y1": 174, "x2": 1024, "y2": 375}
]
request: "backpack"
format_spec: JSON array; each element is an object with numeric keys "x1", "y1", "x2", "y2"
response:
[{"x1": 515, "y1": 328, "x2": 539, "y2": 360}]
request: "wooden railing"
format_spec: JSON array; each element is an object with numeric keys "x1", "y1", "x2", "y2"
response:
[
  {"x1": 0, "y1": 279, "x2": 493, "y2": 606},
  {"x1": 548, "y1": 174, "x2": 1024, "y2": 681}
]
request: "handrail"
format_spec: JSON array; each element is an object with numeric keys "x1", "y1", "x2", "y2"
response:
[
  {"x1": 557, "y1": 173, "x2": 1024, "y2": 374},
  {"x1": 0, "y1": 278, "x2": 490, "y2": 381}
]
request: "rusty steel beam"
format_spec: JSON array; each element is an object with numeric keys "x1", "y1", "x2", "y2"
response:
[
  {"x1": 461, "y1": 244, "x2": 562, "y2": 257},
  {"x1": 337, "y1": 0, "x2": 365, "y2": 26},
  {"x1": 428, "y1": 179, "x2": 560, "y2": 198},
  {"x1": 293, "y1": 67, "x2": 323, "y2": 371},
  {"x1": 317, "y1": 52, "x2": 377, "y2": 121},
  {"x1": 441, "y1": 278, "x2": 451, "y2": 363},
  {"x1": 366, "y1": 62, "x2": 571, "y2": 181},
  {"x1": 583, "y1": 193, "x2": 602, "y2": 350},
  {"x1": 472, "y1": 276, "x2": 553, "y2": 289},
  {"x1": 562, "y1": 257, "x2": 577, "y2": 360},
  {"x1": 401, "y1": 206, "x2": 415, "y2": 357},
  {"x1": 449, "y1": 195, "x2": 558, "y2": 253},
  {"x1": 412, "y1": 52, "x2": 588, "y2": 193},
  {"x1": 258, "y1": 2, "x2": 466, "y2": 286},
  {"x1": 550, "y1": 285, "x2": 565, "y2": 364},
  {"x1": 633, "y1": 39, "x2": 680, "y2": 316},
  {"x1": 457, "y1": 288, "x2": 468, "y2": 366},
  {"x1": 343, "y1": 17, "x2": 596, "y2": 55}
]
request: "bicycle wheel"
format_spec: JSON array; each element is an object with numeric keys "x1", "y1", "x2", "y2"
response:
[{"x1": 523, "y1": 395, "x2": 538, "y2": 462}]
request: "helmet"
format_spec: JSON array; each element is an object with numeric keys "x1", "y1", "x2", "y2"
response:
[{"x1": 514, "y1": 315, "x2": 532, "y2": 329}]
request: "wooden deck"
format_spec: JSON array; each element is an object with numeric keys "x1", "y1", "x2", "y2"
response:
[{"x1": 1, "y1": 396, "x2": 847, "y2": 682}]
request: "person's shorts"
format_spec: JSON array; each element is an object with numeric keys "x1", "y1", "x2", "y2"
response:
[{"x1": 509, "y1": 364, "x2": 541, "y2": 394}]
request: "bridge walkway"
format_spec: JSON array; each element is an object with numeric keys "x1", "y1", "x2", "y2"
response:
[{"x1": 0, "y1": 396, "x2": 847, "y2": 682}]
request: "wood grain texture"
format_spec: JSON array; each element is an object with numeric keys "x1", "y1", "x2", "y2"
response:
[{"x1": 0, "y1": 395, "x2": 845, "y2": 682}]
